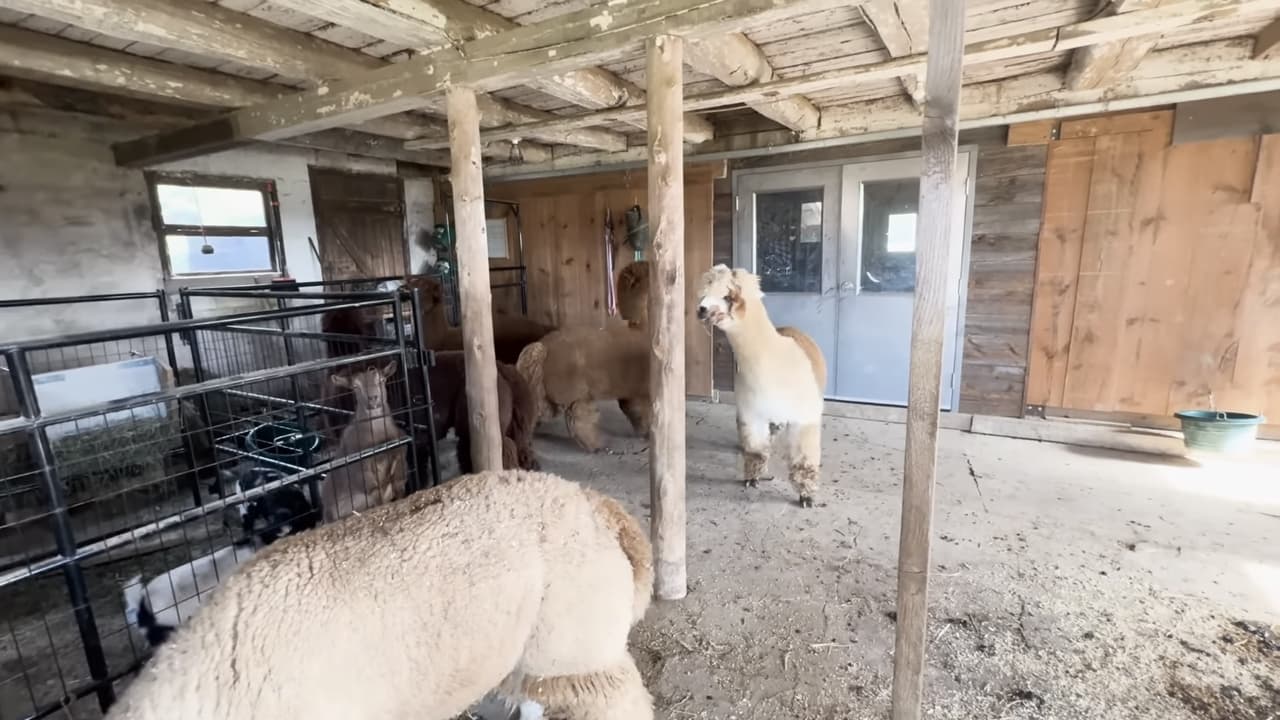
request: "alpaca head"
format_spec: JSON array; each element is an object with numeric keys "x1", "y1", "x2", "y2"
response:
[
  {"x1": 695, "y1": 264, "x2": 762, "y2": 331},
  {"x1": 404, "y1": 274, "x2": 446, "y2": 315}
]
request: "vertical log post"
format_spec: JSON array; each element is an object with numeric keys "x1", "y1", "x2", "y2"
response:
[
  {"x1": 890, "y1": 0, "x2": 966, "y2": 718},
  {"x1": 647, "y1": 34, "x2": 687, "y2": 601},
  {"x1": 446, "y1": 85, "x2": 503, "y2": 472}
]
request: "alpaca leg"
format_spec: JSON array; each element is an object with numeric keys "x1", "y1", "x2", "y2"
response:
[
  {"x1": 519, "y1": 655, "x2": 654, "y2": 720},
  {"x1": 785, "y1": 421, "x2": 821, "y2": 508},
  {"x1": 565, "y1": 401, "x2": 603, "y2": 452},
  {"x1": 737, "y1": 416, "x2": 772, "y2": 488},
  {"x1": 501, "y1": 436, "x2": 520, "y2": 470},
  {"x1": 617, "y1": 398, "x2": 651, "y2": 436}
]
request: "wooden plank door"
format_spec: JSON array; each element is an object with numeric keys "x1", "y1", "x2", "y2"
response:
[
  {"x1": 309, "y1": 167, "x2": 407, "y2": 281},
  {"x1": 1026, "y1": 110, "x2": 1280, "y2": 423}
]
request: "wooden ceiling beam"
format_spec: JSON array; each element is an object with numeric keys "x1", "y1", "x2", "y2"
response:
[
  {"x1": 266, "y1": 0, "x2": 711, "y2": 144},
  {"x1": 429, "y1": 0, "x2": 1280, "y2": 147},
  {"x1": 0, "y1": 0, "x2": 627, "y2": 152},
  {"x1": 113, "y1": 0, "x2": 825, "y2": 166},
  {"x1": 1256, "y1": 16, "x2": 1280, "y2": 58},
  {"x1": 0, "y1": 24, "x2": 547, "y2": 165},
  {"x1": 486, "y1": 38, "x2": 1280, "y2": 176},
  {"x1": 1064, "y1": 0, "x2": 1165, "y2": 91},
  {"x1": 858, "y1": 0, "x2": 930, "y2": 109},
  {"x1": 686, "y1": 32, "x2": 821, "y2": 131},
  {"x1": 0, "y1": 0, "x2": 376, "y2": 82}
]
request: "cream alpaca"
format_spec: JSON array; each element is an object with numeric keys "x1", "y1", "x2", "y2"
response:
[
  {"x1": 105, "y1": 470, "x2": 655, "y2": 720},
  {"x1": 696, "y1": 265, "x2": 827, "y2": 507}
]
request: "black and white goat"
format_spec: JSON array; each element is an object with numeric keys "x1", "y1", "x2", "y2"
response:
[
  {"x1": 122, "y1": 464, "x2": 318, "y2": 648},
  {"x1": 214, "y1": 464, "x2": 320, "y2": 545}
]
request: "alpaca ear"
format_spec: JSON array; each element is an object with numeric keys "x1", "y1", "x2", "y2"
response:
[
  {"x1": 730, "y1": 268, "x2": 763, "y2": 299},
  {"x1": 330, "y1": 372, "x2": 350, "y2": 388}
]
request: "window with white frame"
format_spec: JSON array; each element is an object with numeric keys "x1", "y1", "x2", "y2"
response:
[{"x1": 148, "y1": 174, "x2": 281, "y2": 277}]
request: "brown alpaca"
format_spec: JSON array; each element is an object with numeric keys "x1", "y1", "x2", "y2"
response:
[
  {"x1": 615, "y1": 261, "x2": 650, "y2": 328},
  {"x1": 517, "y1": 323, "x2": 650, "y2": 452},
  {"x1": 404, "y1": 274, "x2": 553, "y2": 365},
  {"x1": 428, "y1": 351, "x2": 539, "y2": 474},
  {"x1": 320, "y1": 305, "x2": 380, "y2": 359}
]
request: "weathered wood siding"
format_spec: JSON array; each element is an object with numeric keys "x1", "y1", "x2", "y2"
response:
[
  {"x1": 486, "y1": 166, "x2": 716, "y2": 396},
  {"x1": 1026, "y1": 110, "x2": 1280, "y2": 425},
  {"x1": 714, "y1": 127, "x2": 1044, "y2": 417}
]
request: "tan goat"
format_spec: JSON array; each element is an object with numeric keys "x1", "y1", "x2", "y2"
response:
[
  {"x1": 320, "y1": 360, "x2": 409, "y2": 523},
  {"x1": 105, "y1": 470, "x2": 655, "y2": 720}
]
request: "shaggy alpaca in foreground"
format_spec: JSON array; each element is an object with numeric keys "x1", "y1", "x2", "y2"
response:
[
  {"x1": 105, "y1": 471, "x2": 656, "y2": 720},
  {"x1": 516, "y1": 322, "x2": 650, "y2": 452},
  {"x1": 696, "y1": 265, "x2": 827, "y2": 507}
]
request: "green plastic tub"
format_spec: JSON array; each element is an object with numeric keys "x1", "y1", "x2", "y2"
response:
[{"x1": 1174, "y1": 410, "x2": 1265, "y2": 454}]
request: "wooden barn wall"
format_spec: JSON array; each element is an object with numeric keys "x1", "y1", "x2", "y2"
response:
[
  {"x1": 715, "y1": 127, "x2": 1045, "y2": 417},
  {"x1": 486, "y1": 166, "x2": 716, "y2": 397},
  {"x1": 1026, "y1": 110, "x2": 1280, "y2": 425}
]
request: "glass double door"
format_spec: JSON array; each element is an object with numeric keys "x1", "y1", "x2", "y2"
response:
[{"x1": 735, "y1": 155, "x2": 969, "y2": 408}]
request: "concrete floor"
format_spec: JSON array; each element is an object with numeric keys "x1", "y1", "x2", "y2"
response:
[{"x1": 522, "y1": 401, "x2": 1280, "y2": 720}]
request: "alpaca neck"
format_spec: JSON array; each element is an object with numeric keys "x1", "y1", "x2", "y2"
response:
[{"x1": 722, "y1": 299, "x2": 783, "y2": 364}]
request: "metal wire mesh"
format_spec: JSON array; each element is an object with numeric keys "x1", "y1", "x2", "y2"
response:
[{"x1": 0, "y1": 288, "x2": 438, "y2": 720}]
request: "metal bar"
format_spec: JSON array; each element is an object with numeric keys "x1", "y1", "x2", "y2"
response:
[
  {"x1": 0, "y1": 435, "x2": 411, "y2": 591},
  {"x1": 216, "y1": 324, "x2": 400, "y2": 344},
  {"x1": 408, "y1": 287, "x2": 441, "y2": 488},
  {"x1": 0, "y1": 291, "x2": 161, "y2": 308},
  {"x1": 191, "y1": 275, "x2": 405, "y2": 293},
  {"x1": 0, "y1": 348, "x2": 401, "y2": 434},
  {"x1": 391, "y1": 292, "x2": 423, "y2": 494},
  {"x1": 177, "y1": 289, "x2": 392, "y2": 300},
  {"x1": 3, "y1": 298, "x2": 395, "y2": 353},
  {"x1": 155, "y1": 290, "x2": 204, "y2": 510},
  {"x1": 217, "y1": 388, "x2": 432, "y2": 434},
  {"x1": 5, "y1": 349, "x2": 116, "y2": 711},
  {"x1": 178, "y1": 289, "x2": 219, "y2": 490},
  {"x1": 23, "y1": 661, "x2": 143, "y2": 720}
]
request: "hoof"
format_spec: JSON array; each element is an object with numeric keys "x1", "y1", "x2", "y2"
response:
[
  {"x1": 744, "y1": 476, "x2": 772, "y2": 488},
  {"x1": 798, "y1": 495, "x2": 814, "y2": 508}
]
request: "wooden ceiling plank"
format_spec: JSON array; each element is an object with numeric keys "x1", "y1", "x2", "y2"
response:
[
  {"x1": 686, "y1": 32, "x2": 821, "y2": 131},
  {"x1": 113, "y1": 0, "x2": 822, "y2": 165},
  {"x1": 1065, "y1": 0, "x2": 1164, "y2": 91},
  {"x1": 859, "y1": 0, "x2": 930, "y2": 108},
  {"x1": 0, "y1": 0, "x2": 630, "y2": 151}
]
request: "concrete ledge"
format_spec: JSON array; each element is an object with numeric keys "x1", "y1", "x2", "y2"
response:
[
  {"x1": 696, "y1": 394, "x2": 1280, "y2": 460},
  {"x1": 970, "y1": 415, "x2": 1188, "y2": 457}
]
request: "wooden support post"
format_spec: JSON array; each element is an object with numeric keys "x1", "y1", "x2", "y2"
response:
[
  {"x1": 890, "y1": 0, "x2": 965, "y2": 717},
  {"x1": 446, "y1": 86, "x2": 504, "y2": 472},
  {"x1": 646, "y1": 34, "x2": 687, "y2": 602}
]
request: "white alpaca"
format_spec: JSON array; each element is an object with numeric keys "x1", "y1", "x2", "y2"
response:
[{"x1": 696, "y1": 265, "x2": 827, "y2": 507}]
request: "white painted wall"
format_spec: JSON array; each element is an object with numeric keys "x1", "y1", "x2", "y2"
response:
[
  {"x1": 1, "y1": 110, "x2": 433, "y2": 343},
  {"x1": 0, "y1": 110, "x2": 435, "y2": 404}
]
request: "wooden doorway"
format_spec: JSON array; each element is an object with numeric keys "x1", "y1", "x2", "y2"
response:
[{"x1": 308, "y1": 167, "x2": 408, "y2": 280}]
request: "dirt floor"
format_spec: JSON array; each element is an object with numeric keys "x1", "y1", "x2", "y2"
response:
[
  {"x1": 527, "y1": 401, "x2": 1280, "y2": 720},
  {"x1": 3, "y1": 401, "x2": 1276, "y2": 720}
]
